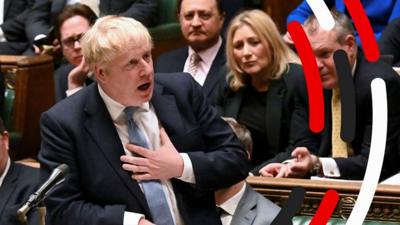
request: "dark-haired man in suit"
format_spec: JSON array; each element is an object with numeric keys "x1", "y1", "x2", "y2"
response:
[
  {"x1": 155, "y1": 0, "x2": 226, "y2": 105},
  {"x1": 0, "y1": 117, "x2": 40, "y2": 225},
  {"x1": 26, "y1": 0, "x2": 158, "y2": 55},
  {"x1": 39, "y1": 16, "x2": 248, "y2": 225}
]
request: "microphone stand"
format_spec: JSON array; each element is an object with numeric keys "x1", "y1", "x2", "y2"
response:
[{"x1": 17, "y1": 200, "x2": 46, "y2": 225}]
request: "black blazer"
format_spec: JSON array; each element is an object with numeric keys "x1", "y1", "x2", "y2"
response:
[
  {"x1": 0, "y1": 0, "x2": 35, "y2": 54},
  {"x1": 54, "y1": 63, "x2": 94, "y2": 102},
  {"x1": 254, "y1": 51, "x2": 400, "y2": 180},
  {"x1": 26, "y1": 0, "x2": 158, "y2": 45},
  {"x1": 155, "y1": 43, "x2": 227, "y2": 105},
  {"x1": 216, "y1": 63, "x2": 304, "y2": 164},
  {"x1": 39, "y1": 72, "x2": 249, "y2": 225},
  {"x1": 0, "y1": 162, "x2": 40, "y2": 225},
  {"x1": 379, "y1": 17, "x2": 400, "y2": 66}
]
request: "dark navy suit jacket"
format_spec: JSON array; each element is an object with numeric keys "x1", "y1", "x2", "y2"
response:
[
  {"x1": 39, "y1": 72, "x2": 249, "y2": 225},
  {"x1": 0, "y1": 162, "x2": 40, "y2": 225}
]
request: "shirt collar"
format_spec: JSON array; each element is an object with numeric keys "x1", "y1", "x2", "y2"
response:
[
  {"x1": 97, "y1": 84, "x2": 150, "y2": 122},
  {"x1": 188, "y1": 36, "x2": 222, "y2": 68},
  {"x1": 0, "y1": 157, "x2": 11, "y2": 188},
  {"x1": 217, "y1": 182, "x2": 246, "y2": 216}
]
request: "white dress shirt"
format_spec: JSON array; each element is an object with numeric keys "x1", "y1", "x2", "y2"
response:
[
  {"x1": 0, "y1": 157, "x2": 11, "y2": 187},
  {"x1": 217, "y1": 182, "x2": 246, "y2": 225},
  {"x1": 183, "y1": 36, "x2": 222, "y2": 86},
  {"x1": 0, "y1": 0, "x2": 6, "y2": 42},
  {"x1": 98, "y1": 85, "x2": 195, "y2": 225}
]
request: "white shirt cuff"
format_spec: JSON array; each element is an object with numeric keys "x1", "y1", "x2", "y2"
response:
[
  {"x1": 0, "y1": 28, "x2": 6, "y2": 42},
  {"x1": 34, "y1": 34, "x2": 47, "y2": 41},
  {"x1": 319, "y1": 157, "x2": 341, "y2": 177},
  {"x1": 66, "y1": 86, "x2": 84, "y2": 97},
  {"x1": 123, "y1": 211, "x2": 144, "y2": 225},
  {"x1": 177, "y1": 153, "x2": 195, "y2": 183}
]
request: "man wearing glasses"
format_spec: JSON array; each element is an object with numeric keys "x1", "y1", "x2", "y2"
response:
[{"x1": 54, "y1": 4, "x2": 97, "y2": 102}]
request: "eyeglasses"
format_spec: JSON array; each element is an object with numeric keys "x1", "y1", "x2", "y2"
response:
[{"x1": 61, "y1": 33, "x2": 85, "y2": 48}]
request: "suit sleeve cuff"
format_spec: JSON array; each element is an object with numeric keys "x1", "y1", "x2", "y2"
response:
[
  {"x1": 123, "y1": 211, "x2": 144, "y2": 225},
  {"x1": 319, "y1": 157, "x2": 341, "y2": 177},
  {"x1": 66, "y1": 87, "x2": 84, "y2": 97},
  {"x1": 176, "y1": 153, "x2": 195, "y2": 184}
]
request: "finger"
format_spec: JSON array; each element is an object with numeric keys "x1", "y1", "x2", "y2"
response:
[
  {"x1": 159, "y1": 128, "x2": 171, "y2": 146},
  {"x1": 132, "y1": 173, "x2": 154, "y2": 181},
  {"x1": 126, "y1": 144, "x2": 152, "y2": 158},
  {"x1": 122, "y1": 163, "x2": 149, "y2": 173},
  {"x1": 276, "y1": 166, "x2": 287, "y2": 178},
  {"x1": 260, "y1": 170, "x2": 273, "y2": 177},
  {"x1": 120, "y1": 155, "x2": 148, "y2": 166}
]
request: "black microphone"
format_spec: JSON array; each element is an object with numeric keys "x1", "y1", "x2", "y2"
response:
[{"x1": 17, "y1": 164, "x2": 69, "y2": 222}]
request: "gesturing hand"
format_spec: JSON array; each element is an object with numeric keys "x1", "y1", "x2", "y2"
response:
[{"x1": 120, "y1": 128, "x2": 184, "y2": 181}]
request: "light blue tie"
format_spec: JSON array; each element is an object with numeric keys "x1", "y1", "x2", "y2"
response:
[{"x1": 124, "y1": 107, "x2": 175, "y2": 225}]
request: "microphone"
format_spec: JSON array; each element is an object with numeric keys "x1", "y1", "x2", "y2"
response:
[{"x1": 17, "y1": 164, "x2": 69, "y2": 223}]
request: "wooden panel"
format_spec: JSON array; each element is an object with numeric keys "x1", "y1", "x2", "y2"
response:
[
  {"x1": 262, "y1": 0, "x2": 303, "y2": 34},
  {"x1": 247, "y1": 176, "x2": 400, "y2": 222},
  {"x1": 0, "y1": 55, "x2": 55, "y2": 160}
]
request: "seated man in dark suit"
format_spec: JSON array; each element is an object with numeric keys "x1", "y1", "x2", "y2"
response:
[
  {"x1": 155, "y1": 0, "x2": 226, "y2": 105},
  {"x1": 53, "y1": 4, "x2": 97, "y2": 101},
  {"x1": 0, "y1": 117, "x2": 40, "y2": 225},
  {"x1": 255, "y1": 11, "x2": 400, "y2": 180},
  {"x1": 39, "y1": 16, "x2": 249, "y2": 225},
  {"x1": 216, "y1": 117, "x2": 279, "y2": 225},
  {"x1": 379, "y1": 18, "x2": 400, "y2": 67},
  {"x1": 26, "y1": 0, "x2": 158, "y2": 55},
  {"x1": 0, "y1": 0, "x2": 35, "y2": 55}
]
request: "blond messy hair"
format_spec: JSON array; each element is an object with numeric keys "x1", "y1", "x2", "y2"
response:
[
  {"x1": 226, "y1": 9, "x2": 299, "y2": 91},
  {"x1": 81, "y1": 15, "x2": 153, "y2": 70}
]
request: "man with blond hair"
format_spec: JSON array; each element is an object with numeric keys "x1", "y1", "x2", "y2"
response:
[{"x1": 39, "y1": 16, "x2": 248, "y2": 225}]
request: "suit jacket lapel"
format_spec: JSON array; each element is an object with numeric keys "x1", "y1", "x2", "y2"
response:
[
  {"x1": 3, "y1": 0, "x2": 11, "y2": 18},
  {"x1": 231, "y1": 184, "x2": 257, "y2": 225},
  {"x1": 0, "y1": 162, "x2": 17, "y2": 218},
  {"x1": 224, "y1": 88, "x2": 243, "y2": 118},
  {"x1": 203, "y1": 43, "x2": 226, "y2": 98},
  {"x1": 151, "y1": 83, "x2": 185, "y2": 137},
  {"x1": 265, "y1": 79, "x2": 285, "y2": 154},
  {"x1": 83, "y1": 85, "x2": 149, "y2": 212},
  {"x1": 320, "y1": 90, "x2": 333, "y2": 156}
]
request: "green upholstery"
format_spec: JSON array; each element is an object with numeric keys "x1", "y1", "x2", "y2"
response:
[
  {"x1": 293, "y1": 216, "x2": 399, "y2": 225},
  {"x1": 2, "y1": 88, "x2": 22, "y2": 149},
  {"x1": 148, "y1": 0, "x2": 181, "y2": 41},
  {"x1": 2, "y1": 88, "x2": 14, "y2": 130}
]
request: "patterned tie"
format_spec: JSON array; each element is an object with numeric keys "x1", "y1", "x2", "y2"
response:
[
  {"x1": 331, "y1": 88, "x2": 352, "y2": 157},
  {"x1": 124, "y1": 107, "x2": 175, "y2": 225},
  {"x1": 188, "y1": 52, "x2": 201, "y2": 76}
]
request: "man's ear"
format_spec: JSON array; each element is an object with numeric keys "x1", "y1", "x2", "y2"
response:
[
  {"x1": 344, "y1": 34, "x2": 357, "y2": 62},
  {"x1": 94, "y1": 64, "x2": 106, "y2": 83},
  {"x1": 2, "y1": 131, "x2": 9, "y2": 151}
]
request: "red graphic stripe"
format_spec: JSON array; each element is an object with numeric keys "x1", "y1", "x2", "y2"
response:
[
  {"x1": 310, "y1": 190, "x2": 339, "y2": 225},
  {"x1": 344, "y1": 0, "x2": 380, "y2": 62},
  {"x1": 288, "y1": 21, "x2": 324, "y2": 133}
]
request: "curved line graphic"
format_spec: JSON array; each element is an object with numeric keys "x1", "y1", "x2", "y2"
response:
[
  {"x1": 333, "y1": 50, "x2": 356, "y2": 142},
  {"x1": 271, "y1": 187, "x2": 306, "y2": 225},
  {"x1": 288, "y1": 21, "x2": 324, "y2": 133},
  {"x1": 344, "y1": 0, "x2": 380, "y2": 62},
  {"x1": 305, "y1": 0, "x2": 335, "y2": 30},
  {"x1": 309, "y1": 190, "x2": 339, "y2": 225},
  {"x1": 345, "y1": 78, "x2": 387, "y2": 225}
]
